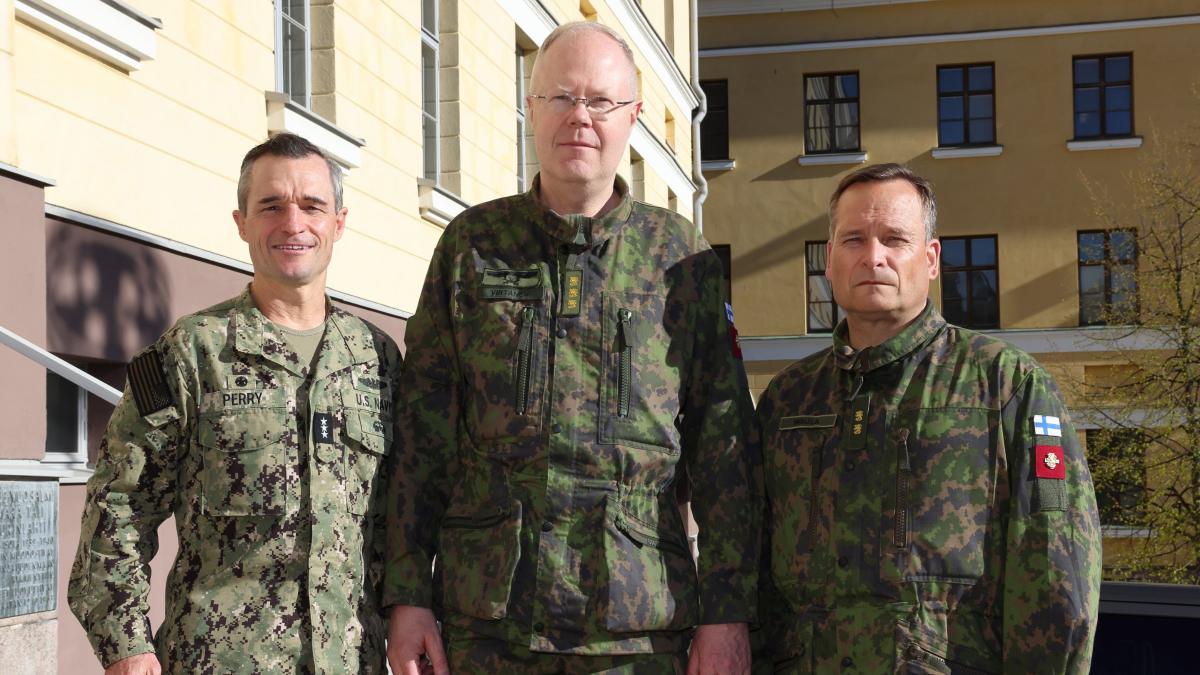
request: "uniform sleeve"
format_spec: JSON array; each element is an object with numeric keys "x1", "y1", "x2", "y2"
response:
[
  {"x1": 373, "y1": 334, "x2": 404, "y2": 612},
  {"x1": 1000, "y1": 367, "x2": 1102, "y2": 674},
  {"x1": 68, "y1": 341, "x2": 190, "y2": 667},
  {"x1": 681, "y1": 251, "x2": 763, "y2": 625},
  {"x1": 383, "y1": 236, "x2": 461, "y2": 609}
]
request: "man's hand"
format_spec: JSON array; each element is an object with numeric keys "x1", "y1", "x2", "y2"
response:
[
  {"x1": 688, "y1": 623, "x2": 750, "y2": 675},
  {"x1": 387, "y1": 605, "x2": 449, "y2": 675},
  {"x1": 104, "y1": 653, "x2": 161, "y2": 675}
]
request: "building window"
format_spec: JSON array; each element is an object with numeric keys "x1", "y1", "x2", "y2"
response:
[
  {"x1": 421, "y1": 0, "x2": 440, "y2": 181},
  {"x1": 937, "y1": 64, "x2": 994, "y2": 146},
  {"x1": 516, "y1": 47, "x2": 528, "y2": 192},
  {"x1": 700, "y1": 80, "x2": 729, "y2": 160},
  {"x1": 806, "y1": 241, "x2": 840, "y2": 332},
  {"x1": 1073, "y1": 53, "x2": 1133, "y2": 139},
  {"x1": 940, "y1": 235, "x2": 999, "y2": 329},
  {"x1": 1087, "y1": 428, "x2": 1146, "y2": 527},
  {"x1": 44, "y1": 371, "x2": 88, "y2": 464},
  {"x1": 804, "y1": 72, "x2": 859, "y2": 154},
  {"x1": 1078, "y1": 229, "x2": 1138, "y2": 326},
  {"x1": 276, "y1": 0, "x2": 311, "y2": 108}
]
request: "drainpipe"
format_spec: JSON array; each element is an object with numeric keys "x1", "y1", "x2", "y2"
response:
[{"x1": 689, "y1": 0, "x2": 708, "y2": 233}]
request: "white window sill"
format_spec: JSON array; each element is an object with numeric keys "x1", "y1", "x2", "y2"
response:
[
  {"x1": 0, "y1": 459, "x2": 93, "y2": 484},
  {"x1": 418, "y1": 180, "x2": 469, "y2": 227},
  {"x1": 1067, "y1": 137, "x2": 1143, "y2": 152},
  {"x1": 15, "y1": 0, "x2": 160, "y2": 72},
  {"x1": 1101, "y1": 525, "x2": 1152, "y2": 538},
  {"x1": 702, "y1": 159, "x2": 737, "y2": 172},
  {"x1": 931, "y1": 145, "x2": 1003, "y2": 159},
  {"x1": 265, "y1": 92, "x2": 365, "y2": 169},
  {"x1": 797, "y1": 151, "x2": 867, "y2": 167}
]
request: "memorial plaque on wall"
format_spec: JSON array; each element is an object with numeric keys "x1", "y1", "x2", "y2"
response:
[{"x1": 0, "y1": 481, "x2": 58, "y2": 618}]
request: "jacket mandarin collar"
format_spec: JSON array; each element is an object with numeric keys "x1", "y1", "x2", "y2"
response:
[
  {"x1": 832, "y1": 301, "x2": 946, "y2": 374},
  {"x1": 521, "y1": 174, "x2": 634, "y2": 247}
]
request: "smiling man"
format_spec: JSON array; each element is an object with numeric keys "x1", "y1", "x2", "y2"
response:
[
  {"x1": 385, "y1": 21, "x2": 760, "y2": 675},
  {"x1": 69, "y1": 133, "x2": 401, "y2": 674},
  {"x1": 754, "y1": 164, "x2": 1102, "y2": 673}
]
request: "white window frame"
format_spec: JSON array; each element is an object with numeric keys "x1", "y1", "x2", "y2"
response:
[
  {"x1": 421, "y1": 1, "x2": 441, "y2": 182},
  {"x1": 275, "y1": 0, "x2": 312, "y2": 109},
  {"x1": 516, "y1": 47, "x2": 528, "y2": 192},
  {"x1": 14, "y1": 0, "x2": 160, "y2": 72},
  {"x1": 42, "y1": 375, "x2": 89, "y2": 465}
]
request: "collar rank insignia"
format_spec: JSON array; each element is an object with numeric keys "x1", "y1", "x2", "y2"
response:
[
  {"x1": 1033, "y1": 414, "x2": 1062, "y2": 437},
  {"x1": 1035, "y1": 444, "x2": 1067, "y2": 479}
]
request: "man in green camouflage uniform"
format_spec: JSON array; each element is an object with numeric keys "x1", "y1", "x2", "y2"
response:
[
  {"x1": 69, "y1": 133, "x2": 401, "y2": 674},
  {"x1": 385, "y1": 22, "x2": 760, "y2": 675},
  {"x1": 755, "y1": 164, "x2": 1101, "y2": 673}
]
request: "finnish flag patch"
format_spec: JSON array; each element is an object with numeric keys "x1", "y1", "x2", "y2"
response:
[{"x1": 1033, "y1": 414, "x2": 1062, "y2": 437}]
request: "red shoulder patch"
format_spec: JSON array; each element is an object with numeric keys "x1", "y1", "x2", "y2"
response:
[{"x1": 1035, "y1": 444, "x2": 1066, "y2": 479}]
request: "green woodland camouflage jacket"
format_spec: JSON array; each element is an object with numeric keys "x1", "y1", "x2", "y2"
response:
[
  {"x1": 68, "y1": 288, "x2": 401, "y2": 674},
  {"x1": 754, "y1": 303, "x2": 1101, "y2": 674},
  {"x1": 384, "y1": 176, "x2": 761, "y2": 655}
]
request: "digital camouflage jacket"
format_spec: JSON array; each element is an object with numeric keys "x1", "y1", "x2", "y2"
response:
[
  {"x1": 384, "y1": 176, "x2": 761, "y2": 655},
  {"x1": 69, "y1": 288, "x2": 401, "y2": 674},
  {"x1": 754, "y1": 303, "x2": 1101, "y2": 674}
]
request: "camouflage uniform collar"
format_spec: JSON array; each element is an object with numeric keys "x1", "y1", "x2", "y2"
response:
[
  {"x1": 524, "y1": 174, "x2": 634, "y2": 246},
  {"x1": 232, "y1": 287, "x2": 376, "y2": 373},
  {"x1": 831, "y1": 301, "x2": 946, "y2": 373}
]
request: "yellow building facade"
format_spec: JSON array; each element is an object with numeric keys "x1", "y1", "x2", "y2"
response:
[
  {"x1": 0, "y1": 1, "x2": 702, "y2": 670},
  {"x1": 698, "y1": 0, "x2": 1200, "y2": 580}
]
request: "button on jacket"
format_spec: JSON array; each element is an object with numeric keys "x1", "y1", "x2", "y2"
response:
[
  {"x1": 385, "y1": 176, "x2": 761, "y2": 655},
  {"x1": 755, "y1": 303, "x2": 1101, "y2": 674},
  {"x1": 69, "y1": 288, "x2": 401, "y2": 673}
]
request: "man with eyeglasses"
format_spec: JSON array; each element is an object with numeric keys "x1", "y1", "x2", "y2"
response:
[{"x1": 385, "y1": 20, "x2": 760, "y2": 675}]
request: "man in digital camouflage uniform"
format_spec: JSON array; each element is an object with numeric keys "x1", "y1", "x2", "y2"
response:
[
  {"x1": 385, "y1": 21, "x2": 760, "y2": 675},
  {"x1": 69, "y1": 133, "x2": 401, "y2": 675},
  {"x1": 754, "y1": 163, "x2": 1101, "y2": 673}
]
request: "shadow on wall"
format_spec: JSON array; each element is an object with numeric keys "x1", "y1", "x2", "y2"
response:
[{"x1": 46, "y1": 222, "x2": 173, "y2": 363}]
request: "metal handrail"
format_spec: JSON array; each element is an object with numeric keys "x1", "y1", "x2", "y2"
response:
[{"x1": 0, "y1": 326, "x2": 122, "y2": 404}]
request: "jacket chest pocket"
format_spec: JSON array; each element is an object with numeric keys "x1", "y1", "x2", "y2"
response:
[
  {"x1": 890, "y1": 408, "x2": 996, "y2": 581},
  {"x1": 460, "y1": 278, "x2": 548, "y2": 443},
  {"x1": 198, "y1": 407, "x2": 296, "y2": 516},
  {"x1": 769, "y1": 415, "x2": 837, "y2": 609},
  {"x1": 341, "y1": 408, "x2": 391, "y2": 515},
  {"x1": 599, "y1": 291, "x2": 683, "y2": 453}
]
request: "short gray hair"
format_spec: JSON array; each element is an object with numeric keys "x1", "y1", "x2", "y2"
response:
[
  {"x1": 828, "y1": 163, "x2": 937, "y2": 241},
  {"x1": 237, "y1": 132, "x2": 343, "y2": 213},
  {"x1": 531, "y1": 21, "x2": 638, "y2": 99}
]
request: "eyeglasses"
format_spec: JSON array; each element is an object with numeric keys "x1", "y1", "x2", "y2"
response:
[{"x1": 530, "y1": 94, "x2": 637, "y2": 118}]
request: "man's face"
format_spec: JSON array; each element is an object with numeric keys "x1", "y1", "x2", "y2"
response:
[
  {"x1": 233, "y1": 154, "x2": 345, "y2": 290},
  {"x1": 826, "y1": 179, "x2": 940, "y2": 326},
  {"x1": 528, "y1": 32, "x2": 641, "y2": 192}
]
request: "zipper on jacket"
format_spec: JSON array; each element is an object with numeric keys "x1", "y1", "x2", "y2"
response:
[
  {"x1": 617, "y1": 308, "x2": 633, "y2": 418},
  {"x1": 515, "y1": 306, "x2": 536, "y2": 415},
  {"x1": 894, "y1": 428, "x2": 912, "y2": 548}
]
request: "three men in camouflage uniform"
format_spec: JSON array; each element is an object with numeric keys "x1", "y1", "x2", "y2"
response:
[
  {"x1": 755, "y1": 164, "x2": 1102, "y2": 673},
  {"x1": 385, "y1": 21, "x2": 760, "y2": 675},
  {"x1": 69, "y1": 133, "x2": 401, "y2": 674}
]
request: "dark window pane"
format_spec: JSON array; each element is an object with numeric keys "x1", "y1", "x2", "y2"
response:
[
  {"x1": 701, "y1": 80, "x2": 727, "y2": 109},
  {"x1": 1075, "y1": 112, "x2": 1100, "y2": 137},
  {"x1": 938, "y1": 67, "x2": 964, "y2": 93},
  {"x1": 806, "y1": 104, "x2": 831, "y2": 129},
  {"x1": 942, "y1": 238, "x2": 967, "y2": 267},
  {"x1": 972, "y1": 270, "x2": 997, "y2": 301},
  {"x1": 1079, "y1": 232, "x2": 1105, "y2": 262},
  {"x1": 968, "y1": 94, "x2": 993, "y2": 119},
  {"x1": 1105, "y1": 55, "x2": 1131, "y2": 82},
  {"x1": 971, "y1": 270, "x2": 999, "y2": 326},
  {"x1": 1080, "y1": 294, "x2": 1104, "y2": 324},
  {"x1": 971, "y1": 237, "x2": 996, "y2": 266},
  {"x1": 700, "y1": 111, "x2": 729, "y2": 160},
  {"x1": 835, "y1": 74, "x2": 858, "y2": 98},
  {"x1": 284, "y1": 0, "x2": 306, "y2": 22},
  {"x1": 939, "y1": 96, "x2": 964, "y2": 120},
  {"x1": 1105, "y1": 85, "x2": 1131, "y2": 111},
  {"x1": 422, "y1": 0, "x2": 436, "y2": 32},
  {"x1": 968, "y1": 119, "x2": 994, "y2": 144},
  {"x1": 833, "y1": 102, "x2": 858, "y2": 126},
  {"x1": 806, "y1": 242, "x2": 828, "y2": 272},
  {"x1": 1111, "y1": 230, "x2": 1137, "y2": 261},
  {"x1": 806, "y1": 76, "x2": 830, "y2": 100},
  {"x1": 967, "y1": 65, "x2": 993, "y2": 91},
  {"x1": 1106, "y1": 111, "x2": 1132, "y2": 135},
  {"x1": 1079, "y1": 265, "x2": 1105, "y2": 294},
  {"x1": 808, "y1": 276, "x2": 836, "y2": 331},
  {"x1": 807, "y1": 127, "x2": 831, "y2": 153},
  {"x1": 835, "y1": 125, "x2": 859, "y2": 150},
  {"x1": 942, "y1": 271, "x2": 968, "y2": 324},
  {"x1": 46, "y1": 372, "x2": 78, "y2": 453},
  {"x1": 1074, "y1": 58, "x2": 1100, "y2": 84},
  {"x1": 1074, "y1": 87, "x2": 1100, "y2": 112},
  {"x1": 1112, "y1": 264, "x2": 1138, "y2": 295},
  {"x1": 939, "y1": 121, "x2": 964, "y2": 146}
]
